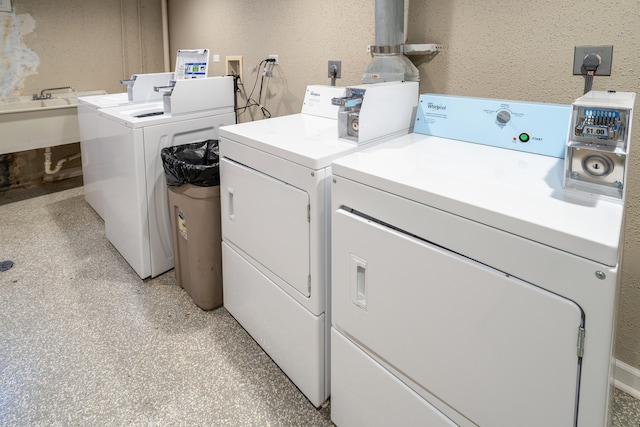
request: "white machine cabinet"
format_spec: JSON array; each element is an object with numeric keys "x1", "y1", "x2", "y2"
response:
[
  {"x1": 98, "y1": 76, "x2": 235, "y2": 279},
  {"x1": 330, "y1": 93, "x2": 633, "y2": 427},
  {"x1": 219, "y1": 82, "x2": 418, "y2": 407},
  {"x1": 78, "y1": 72, "x2": 174, "y2": 218}
]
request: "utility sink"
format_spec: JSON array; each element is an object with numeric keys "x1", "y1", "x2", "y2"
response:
[
  {"x1": 0, "y1": 90, "x2": 106, "y2": 155},
  {"x1": 0, "y1": 98, "x2": 73, "y2": 111},
  {"x1": 0, "y1": 91, "x2": 105, "y2": 112}
]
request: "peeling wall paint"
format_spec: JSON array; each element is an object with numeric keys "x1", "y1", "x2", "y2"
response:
[
  {"x1": 0, "y1": 11, "x2": 39, "y2": 100},
  {"x1": 8, "y1": 0, "x2": 165, "y2": 98},
  {"x1": 0, "y1": 1, "x2": 164, "y2": 191}
]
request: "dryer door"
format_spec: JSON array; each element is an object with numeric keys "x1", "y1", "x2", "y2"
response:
[
  {"x1": 221, "y1": 158, "x2": 310, "y2": 297},
  {"x1": 332, "y1": 208, "x2": 583, "y2": 427}
]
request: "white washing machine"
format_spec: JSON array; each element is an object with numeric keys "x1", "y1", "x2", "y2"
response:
[
  {"x1": 98, "y1": 76, "x2": 235, "y2": 279},
  {"x1": 218, "y1": 82, "x2": 418, "y2": 407},
  {"x1": 78, "y1": 72, "x2": 174, "y2": 218},
  {"x1": 330, "y1": 92, "x2": 634, "y2": 426}
]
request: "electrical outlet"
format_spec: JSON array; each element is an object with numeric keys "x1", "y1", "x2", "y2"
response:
[
  {"x1": 268, "y1": 54, "x2": 279, "y2": 64},
  {"x1": 328, "y1": 60, "x2": 342, "y2": 79},
  {"x1": 573, "y1": 45, "x2": 613, "y2": 76}
]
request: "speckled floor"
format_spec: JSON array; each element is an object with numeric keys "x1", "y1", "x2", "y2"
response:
[
  {"x1": 0, "y1": 180, "x2": 639, "y2": 426},
  {"x1": 0, "y1": 181, "x2": 332, "y2": 426}
]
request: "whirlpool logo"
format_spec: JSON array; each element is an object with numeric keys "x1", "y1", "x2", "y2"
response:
[
  {"x1": 310, "y1": 91, "x2": 321, "y2": 97},
  {"x1": 427, "y1": 102, "x2": 446, "y2": 111}
]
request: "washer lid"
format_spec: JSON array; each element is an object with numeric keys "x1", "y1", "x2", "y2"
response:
[
  {"x1": 77, "y1": 92, "x2": 129, "y2": 110},
  {"x1": 98, "y1": 101, "x2": 229, "y2": 128},
  {"x1": 332, "y1": 133, "x2": 624, "y2": 266},
  {"x1": 219, "y1": 114, "x2": 368, "y2": 170}
]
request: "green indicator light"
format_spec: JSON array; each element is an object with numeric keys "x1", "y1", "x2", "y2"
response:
[{"x1": 519, "y1": 133, "x2": 530, "y2": 143}]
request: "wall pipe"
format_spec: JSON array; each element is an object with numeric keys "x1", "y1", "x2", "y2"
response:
[
  {"x1": 161, "y1": 0, "x2": 171, "y2": 72},
  {"x1": 374, "y1": 0, "x2": 404, "y2": 48},
  {"x1": 120, "y1": 0, "x2": 127, "y2": 79},
  {"x1": 363, "y1": 0, "x2": 420, "y2": 83}
]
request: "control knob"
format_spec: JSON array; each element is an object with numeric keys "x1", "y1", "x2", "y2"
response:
[{"x1": 496, "y1": 110, "x2": 511, "y2": 125}]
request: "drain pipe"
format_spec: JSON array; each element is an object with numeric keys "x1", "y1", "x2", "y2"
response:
[{"x1": 44, "y1": 147, "x2": 81, "y2": 175}]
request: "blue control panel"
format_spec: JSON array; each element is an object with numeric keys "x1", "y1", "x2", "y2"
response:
[{"x1": 414, "y1": 94, "x2": 571, "y2": 158}]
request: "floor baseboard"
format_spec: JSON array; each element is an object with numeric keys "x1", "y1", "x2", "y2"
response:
[{"x1": 615, "y1": 359, "x2": 640, "y2": 400}]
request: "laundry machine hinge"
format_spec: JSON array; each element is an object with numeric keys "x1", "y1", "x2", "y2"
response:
[
  {"x1": 308, "y1": 275, "x2": 311, "y2": 294},
  {"x1": 577, "y1": 326, "x2": 586, "y2": 358},
  {"x1": 307, "y1": 204, "x2": 311, "y2": 222}
]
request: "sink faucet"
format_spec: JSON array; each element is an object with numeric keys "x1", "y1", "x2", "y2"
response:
[{"x1": 33, "y1": 86, "x2": 75, "y2": 100}]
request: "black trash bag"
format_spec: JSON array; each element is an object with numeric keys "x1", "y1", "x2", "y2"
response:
[{"x1": 161, "y1": 140, "x2": 220, "y2": 187}]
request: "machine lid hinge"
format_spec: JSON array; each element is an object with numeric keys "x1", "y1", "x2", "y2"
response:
[
  {"x1": 577, "y1": 326, "x2": 585, "y2": 358},
  {"x1": 308, "y1": 275, "x2": 311, "y2": 293},
  {"x1": 307, "y1": 204, "x2": 311, "y2": 222}
]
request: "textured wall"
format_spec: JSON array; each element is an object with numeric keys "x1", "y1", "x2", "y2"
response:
[
  {"x1": 169, "y1": 0, "x2": 640, "y2": 370},
  {"x1": 168, "y1": 0, "x2": 376, "y2": 121},
  {"x1": 2, "y1": 0, "x2": 164, "y2": 98}
]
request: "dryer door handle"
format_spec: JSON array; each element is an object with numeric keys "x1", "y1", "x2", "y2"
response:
[
  {"x1": 350, "y1": 254, "x2": 368, "y2": 310},
  {"x1": 227, "y1": 186, "x2": 235, "y2": 221}
]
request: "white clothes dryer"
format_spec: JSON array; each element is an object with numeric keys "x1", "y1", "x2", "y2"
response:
[
  {"x1": 97, "y1": 76, "x2": 235, "y2": 279},
  {"x1": 218, "y1": 82, "x2": 418, "y2": 407},
  {"x1": 330, "y1": 93, "x2": 634, "y2": 426}
]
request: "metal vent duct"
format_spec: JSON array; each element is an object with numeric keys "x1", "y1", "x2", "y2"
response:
[{"x1": 363, "y1": 0, "x2": 420, "y2": 84}]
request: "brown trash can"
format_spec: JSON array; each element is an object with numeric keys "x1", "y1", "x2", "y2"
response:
[{"x1": 168, "y1": 183, "x2": 223, "y2": 310}]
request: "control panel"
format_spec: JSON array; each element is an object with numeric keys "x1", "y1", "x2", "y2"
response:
[
  {"x1": 413, "y1": 94, "x2": 571, "y2": 158},
  {"x1": 174, "y1": 49, "x2": 210, "y2": 80},
  {"x1": 564, "y1": 91, "x2": 635, "y2": 200},
  {"x1": 301, "y1": 85, "x2": 346, "y2": 119}
]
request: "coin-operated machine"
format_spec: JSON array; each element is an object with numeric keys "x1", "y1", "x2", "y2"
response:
[
  {"x1": 331, "y1": 81, "x2": 418, "y2": 144},
  {"x1": 564, "y1": 91, "x2": 635, "y2": 200}
]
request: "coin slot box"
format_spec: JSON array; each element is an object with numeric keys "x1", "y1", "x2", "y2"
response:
[{"x1": 564, "y1": 91, "x2": 635, "y2": 200}]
